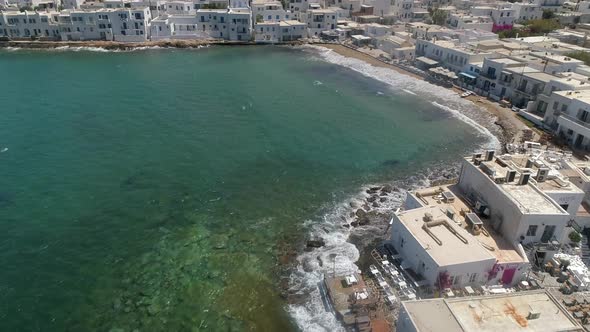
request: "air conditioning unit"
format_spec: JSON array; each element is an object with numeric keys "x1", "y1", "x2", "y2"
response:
[
  {"x1": 525, "y1": 159, "x2": 534, "y2": 168},
  {"x1": 519, "y1": 172, "x2": 531, "y2": 185},
  {"x1": 536, "y1": 168, "x2": 549, "y2": 182},
  {"x1": 506, "y1": 170, "x2": 517, "y2": 183}
]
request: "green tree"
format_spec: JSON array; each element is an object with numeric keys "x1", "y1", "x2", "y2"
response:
[
  {"x1": 431, "y1": 8, "x2": 448, "y2": 26},
  {"x1": 566, "y1": 51, "x2": 590, "y2": 66},
  {"x1": 542, "y1": 9, "x2": 555, "y2": 20},
  {"x1": 256, "y1": 14, "x2": 263, "y2": 23},
  {"x1": 569, "y1": 231, "x2": 582, "y2": 244}
]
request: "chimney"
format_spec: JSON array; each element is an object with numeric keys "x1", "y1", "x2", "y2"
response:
[
  {"x1": 525, "y1": 159, "x2": 533, "y2": 168},
  {"x1": 536, "y1": 168, "x2": 549, "y2": 182},
  {"x1": 506, "y1": 170, "x2": 517, "y2": 183},
  {"x1": 485, "y1": 150, "x2": 495, "y2": 161},
  {"x1": 519, "y1": 172, "x2": 531, "y2": 185}
]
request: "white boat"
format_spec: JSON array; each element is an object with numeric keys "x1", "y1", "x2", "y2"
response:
[{"x1": 460, "y1": 91, "x2": 473, "y2": 98}]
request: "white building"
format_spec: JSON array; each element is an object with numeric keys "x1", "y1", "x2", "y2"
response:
[
  {"x1": 392, "y1": 181, "x2": 531, "y2": 288},
  {"x1": 252, "y1": 0, "x2": 292, "y2": 23},
  {"x1": 448, "y1": 13, "x2": 494, "y2": 31},
  {"x1": 458, "y1": 151, "x2": 580, "y2": 246},
  {"x1": 305, "y1": 8, "x2": 337, "y2": 37},
  {"x1": 196, "y1": 8, "x2": 251, "y2": 41},
  {"x1": 390, "y1": 205, "x2": 500, "y2": 289},
  {"x1": 512, "y1": 2, "x2": 543, "y2": 22},
  {"x1": 392, "y1": 0, "x2": 413, "y2": 21},
  {"x1": 415, "y1": 39, "x2": 492, "y2": 73},
  {"x1": 150, "y1": 14, "x2": 203, "y2": 40},
  {"x1": 549, "y1": 90, "x2": 590, "y2": 150}
]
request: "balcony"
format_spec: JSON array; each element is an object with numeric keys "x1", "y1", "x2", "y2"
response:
[{"x1": 558, "y1": 114, "x2": 590, "y2": 138}]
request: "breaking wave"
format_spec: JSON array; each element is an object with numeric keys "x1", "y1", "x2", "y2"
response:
[
  {"x1": 287, "y1": 168, "x2": 454, "y2": 332},
  {"x1": 288, "y1": 45, "x2": 503, "y2": 331},
  {"x1": 302, "y1": 45, "x2": 501, "y2": 151}
]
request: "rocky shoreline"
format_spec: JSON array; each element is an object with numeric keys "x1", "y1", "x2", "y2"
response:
[{"x1": 0, "y1": 39, "x2": 307, "y2": 50}]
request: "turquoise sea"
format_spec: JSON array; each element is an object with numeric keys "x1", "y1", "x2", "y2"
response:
[{"x1": 0, "y1": 46, "x2": 492, "y2": 331}]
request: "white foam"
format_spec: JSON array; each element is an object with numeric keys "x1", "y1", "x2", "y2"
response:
[
  {"x1": 431, "y1": 101, "x2": 501, "y2": 149},
  {"x1": 288, "y1": 186, "x2": 408, "y2": 332},
  {"x1": 302, "y1": 45, "x2": 501, "y2": 150}
]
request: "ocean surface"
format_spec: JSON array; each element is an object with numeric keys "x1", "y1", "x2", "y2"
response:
[{"x1": 0, "y1": 45, "x2": 498, "y2": 331}]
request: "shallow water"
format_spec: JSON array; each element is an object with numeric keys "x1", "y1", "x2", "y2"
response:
[{"x1": 0, "y1": 46, "x2": 490, "y2": 331}]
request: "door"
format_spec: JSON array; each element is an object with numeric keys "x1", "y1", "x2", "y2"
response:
[
  {"x1": 502, "y1": 268, "x2": 516, "y2": 285},
  {"x1": 575, "y1": 134, "x2": 585, "y2": 148},
  {"x1": 541, "y1": 225, "x2": 556, "y2": 243}
]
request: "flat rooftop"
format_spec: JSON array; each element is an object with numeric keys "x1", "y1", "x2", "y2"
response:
[
  {"x1": 412, "y1": 185, "x2": 526, "y2": 263},
  {"x1": 402, "y1": 291, "x2": 582, "y2": 332},
  {"x1": 396, "y1": 205, "x2": 495, "y2": 266},
  {"x1": 555, "y1": 90, "x2": 590, "y2": 104},
  {"x1": 472, "y1": 157, "x2": 566, "y2": 215},
  {"x1": 508, "y1": 154, "x2": 585, "y2": 193}
]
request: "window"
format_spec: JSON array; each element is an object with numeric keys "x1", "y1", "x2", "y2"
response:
[
  {"x1": 469, "y1": 273, "x2": 477, "y2": 283},
  {"x1": 560, "y1": 204, "x2": 569, "y2": 211},
  {"x1": 527, "y1": 225, "x2": 538, "y2": 236},
  {"x1": 553, "y1": 101, "x2": 559, "y2": 110}
]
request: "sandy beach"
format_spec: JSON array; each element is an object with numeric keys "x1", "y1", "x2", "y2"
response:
[{"x1": 316, "y1": 43, "x2": 537, "y2": 145}]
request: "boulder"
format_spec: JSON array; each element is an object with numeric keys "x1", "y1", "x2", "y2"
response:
[
  {"x1": 380, "y1": 197, "x2": 387, "y2": 202},
  {"x1": 355, "y1": 209, "x2": 367, "y2": 218},
  {"x1": 367, "y1": 195, "x2": 378, "y2": 203},
  {"x1": 306, "y1": 239, "x2": 325, "y2": 248},
  {"x1": 381, "y1": 184, "x2": 393, "y2": 193},
  {"x1": 372, "y1": 202, "x2": 379, "y2": 208}
]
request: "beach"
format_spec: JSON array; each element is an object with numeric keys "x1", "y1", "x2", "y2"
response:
[{"x1": 316, "y1": 43, "x2": 537, "y2": 146}]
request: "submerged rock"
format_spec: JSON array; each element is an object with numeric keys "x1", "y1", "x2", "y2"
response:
[
  {"x1": 147, "y1": 304, "x2": 160, "y2": 316},
  {"x1": 306, "y1": 239, "x2": 325, "y2": 248},
  {"x1": 113, "y1": 298, "x2": 122, "y2": 311}
]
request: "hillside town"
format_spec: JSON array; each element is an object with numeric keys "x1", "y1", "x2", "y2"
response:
[{"x1": 5, "y1": 0, "x2": 590, "y2": 330}]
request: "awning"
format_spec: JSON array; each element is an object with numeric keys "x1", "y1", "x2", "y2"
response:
[
  {"x1": 416, "y1": 56, "x2": 439, "y2": 66},
  {"x1": 460, "y1": 72, "x2": 477, "y2": 79}
]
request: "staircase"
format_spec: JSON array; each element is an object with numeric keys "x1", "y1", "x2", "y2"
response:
[
  {"x1": 522, "y1": 243, "x2": 536, "y2": 264},
  {"x1": 580, "y1": 234, "x2": 590, "y2": 266}
]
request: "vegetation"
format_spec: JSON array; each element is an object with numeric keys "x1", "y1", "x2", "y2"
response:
[
  {"x1": 201, "y1": 3, "x2": 226, "y2": 9},
  {"x1": 542, "y1": 9, "x2": 555, "y2": 20},
  {"x1": 566, "y1": 51, "x2": 590, "y2": 66},
  {"x1": 427, "y1": 6, "x2": 448, "y2": 26},
  {"x1": 498, "y1": 19, "x2": 561, "y2": 39},
  {"x1": 569, "y1": 231, "x2": 583, "y2": 244},
  {"x1": 256, "y1": 14, "x2": 263, "y2": 23}
]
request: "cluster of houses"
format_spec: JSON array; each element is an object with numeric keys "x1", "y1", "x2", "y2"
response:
[{"x1": 388, "y1": 147, "x2": 590, "y2": 331}]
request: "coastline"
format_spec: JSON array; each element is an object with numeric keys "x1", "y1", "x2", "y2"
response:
[
  {"x1": 315, "y1": 43, "x2": 534, "y2": 146},
  {"x1": 0, "y1": 38, "x2": 553, "y2": 147},
  {"x1": 0, "y1": 39, "x2": 305, "y2": 50}
]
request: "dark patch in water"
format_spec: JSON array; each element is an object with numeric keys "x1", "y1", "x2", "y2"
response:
[
  {"x1": 120, "y1": 171, "x2": 149, "y2": 190},
  {"x1": 0, "y1": 192, "x2": 14, "y2": 206},
  {"x1": 381, "y1": 159, "x2": 400, "y2": 167}
]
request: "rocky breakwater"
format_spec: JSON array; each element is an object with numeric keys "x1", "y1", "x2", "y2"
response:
[{"x1": 350, "y1": 184, "x2": 396, "y2": 228}]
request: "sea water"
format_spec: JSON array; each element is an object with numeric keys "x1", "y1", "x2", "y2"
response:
[{"x1": 0, "y1": 46, "x2": 498, "y2": 331}]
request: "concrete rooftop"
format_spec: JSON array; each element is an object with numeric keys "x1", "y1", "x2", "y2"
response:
[{"x1": 402, "y1": 291, "x2": 582, "y2": 332}]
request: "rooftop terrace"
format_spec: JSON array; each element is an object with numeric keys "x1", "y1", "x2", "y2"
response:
[{"x1": 411, "y1": 185, "x2": 526, "y2": 263}]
